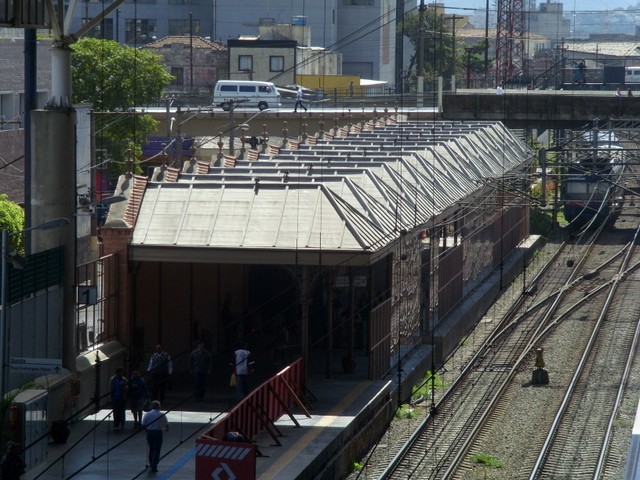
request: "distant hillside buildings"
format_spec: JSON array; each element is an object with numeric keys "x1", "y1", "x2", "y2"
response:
[{"x1": 70, "y1": 0, "x2": 396, "y2": 84}]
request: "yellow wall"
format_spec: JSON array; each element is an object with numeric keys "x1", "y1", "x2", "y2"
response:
[{"x1": 297, "y1": 74, "x2": 361, "y2": 90}]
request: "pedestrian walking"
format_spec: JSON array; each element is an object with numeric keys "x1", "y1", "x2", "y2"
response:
[
  {"x1": 294, "y1": 88, "x2": 307, "y2": 112},
  {"x1": 578, "y1": 59, "x2": 586, "y2": 84},
  {"x1": 147, "y1": 344, "x2": 173, "y2": 402},
  {"x1": 110, "y1": 367, "x2": 128, "y2": 430},
  {"x1": 141, "y1": 400, "x2": 169, "y2": 473},
  {"x1": 0, "y1": 442, "x2": 26, "y2": 480},
  {"x1": 189, "y1": 342, "x2": 212, "y2": 402},
  {"x1": 128, "y1": 369, "x2": 149, "y2": 428},
  {"x1": 233, "y1": 342, "x2": 253, "y2": 401},
  {"x1": 349, "y1": 81, "x2": 354, "y2": 97}
]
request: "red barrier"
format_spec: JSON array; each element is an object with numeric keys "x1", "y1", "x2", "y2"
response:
[{"x1": 196, "y1": 357, "x2": 308, "y2": 477}]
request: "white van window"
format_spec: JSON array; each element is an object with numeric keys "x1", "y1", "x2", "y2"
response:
[
  {"x1": 258, "y1": 85, "x2": 272, "y2": 93},
  {"x1": 239, "y1": 85, "x2": 257, "y2": 93},
  {"x1": 220, "y1": 85, "x2": 237, "y2": 92}
]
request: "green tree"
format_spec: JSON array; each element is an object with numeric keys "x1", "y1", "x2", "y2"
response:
[
  {"x1": 401, "y1": 11, "x2": 488, "y2": 85},
  {"x1": 71, "y1": 37, "x2": 174, "y2": 175},
  {"x1": 0, "y1": 194, "x2": 25, "y2": 253}
]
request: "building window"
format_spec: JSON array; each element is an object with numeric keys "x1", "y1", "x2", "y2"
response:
[
  {"x1": 171, "y1": 67, "x2": 184, "y2": 86},
  {"x1": 269, "y1": 56, "x2": 284, "y2": 72},
  {"x1": 82, "y1": 17, "x2": 114, "y2": 39},
  {"x1": 124, "y1": 19, "x2": 157, "y2": 44},
  {"x1": 168, "y1": 18, "x2": 201, "y2": 35},
  {"x1": 238, "y1": 55, "x2": 253, "y2": 73}
]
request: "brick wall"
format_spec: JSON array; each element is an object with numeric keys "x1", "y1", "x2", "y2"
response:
[{"x1": 0, "y1": 37, "x2": 52, "y2": 92}]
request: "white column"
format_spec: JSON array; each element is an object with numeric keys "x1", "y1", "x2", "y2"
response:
[{"x1": 51, "y1": 45, "x2": 73, "y2": 108}]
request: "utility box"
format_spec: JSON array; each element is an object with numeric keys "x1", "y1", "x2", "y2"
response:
[
  {"x1": 13, "y1": 389, "x2": 48, "y2": 471},
  {"x1": 195, "y1": 437, "x2": 256, "y2": 480}
]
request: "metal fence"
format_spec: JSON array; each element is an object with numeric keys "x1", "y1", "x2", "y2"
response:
[{"x1": 76, "y1": 254, "x2": 118, "y2": 353}]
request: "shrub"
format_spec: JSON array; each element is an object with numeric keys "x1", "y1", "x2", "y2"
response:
[
  {"x1": 471, "y1": 452, "x2": 504, "y2": 468},
  {"x1": 395, "y1": 404, "x2": 416, "y2": 419}
]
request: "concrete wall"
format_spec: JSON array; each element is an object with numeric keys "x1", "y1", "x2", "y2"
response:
[
  {"x1": 442, "y1": 91, "x2": 640, "y2": 128},
  {"x1": 337, "y1": 0, "x2": 395, "y2": 84},
  {"x1": 143, "y1": 38, "x2": 228, "y2": 90},
  {"x1": 0, "y1": 37, "x2": 52, "y2": 93},
  {"x1": 228, "y1": 40, "x2": 297, "y2": 85},
  {"x1": 21, "y1": 341, "x2": 127, "y2": 427},
  {"x1": 312, "y1": 382, "x2": 393, "y2": 480},
  {"x1": 297, "y1": 48, "x2": 342, "y2": 77}
]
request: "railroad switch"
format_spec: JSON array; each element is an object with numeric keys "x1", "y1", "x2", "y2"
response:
[{"x1": 532, "y1": 347, "x2": 549, "y2": 385}]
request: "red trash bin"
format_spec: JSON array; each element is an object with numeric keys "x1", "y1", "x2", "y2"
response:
[{"x1": 195, "y1": 436, "x2": 256, "y2": 480}]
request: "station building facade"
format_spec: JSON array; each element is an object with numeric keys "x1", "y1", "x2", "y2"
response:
[{"x1": 98, "y1": 115, "x2": 533, "y2": 387}]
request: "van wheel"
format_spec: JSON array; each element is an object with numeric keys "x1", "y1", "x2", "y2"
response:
[
  {"x1": 221, "y1": 102, "x2": 231, "y2": 112},
  {"x1": 258, "y1": 102, "x2": 268, "y2": 111}
]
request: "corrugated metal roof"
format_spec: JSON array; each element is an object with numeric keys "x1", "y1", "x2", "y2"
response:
[
  {"x1": 566, "y1": 41, "x2": 640, "y2": 58},
  {"x1": 143, "y1": 35, "x2": 226, "y2": 51},
  {"x1": 128, "y1": 120, "x2": 532, "y2": 265}
]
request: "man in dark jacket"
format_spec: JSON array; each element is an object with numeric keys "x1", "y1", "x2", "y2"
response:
[{"x1": 189, "y1": 342, "x2": 212, "y2": 401}]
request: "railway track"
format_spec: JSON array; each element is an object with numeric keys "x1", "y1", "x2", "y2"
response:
[
  {"x1": 526, "y1": 225, "x2": 640, "y2": 478},
  {"x1": 351, "y1": 208, "x2": 640, "y2": 479},
  {"x1": 347, "y1": 128, "x2": 640, "y2": 480},
  {"x1": 378, "y1": 216, "x2": 621, "y2": 479},
  {"x1": 454, "y1": 226, "x2": 640, "y2": 479},
  {"x1": 345, "y1": 237, "x2": 566, "y2": 480}
]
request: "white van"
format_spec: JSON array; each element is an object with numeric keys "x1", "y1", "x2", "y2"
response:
[
  {"x1": 625, "y1": 66, "x2": 640, "y2": 84},
  {"x1": 213, "y1": 80, "x2": 280, "y2": 111}
]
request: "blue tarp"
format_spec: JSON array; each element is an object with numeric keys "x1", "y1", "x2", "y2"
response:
[{"x1": 141, "y1": 136, "x2": 194, "y2": 159}]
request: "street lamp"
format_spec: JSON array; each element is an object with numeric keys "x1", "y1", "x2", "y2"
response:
[
  {"x1": 485, "y1": 0, "x2": 490, "y2": 85},
  {"x1": 226, "y1": 106, "x2": 265, "y2": 156},
  {"x1": 0, "y1": 217, "x2": 70, "y2": 401},
  {"x1": 189, "y1": 12, "x2": 194, "y2": 90}
]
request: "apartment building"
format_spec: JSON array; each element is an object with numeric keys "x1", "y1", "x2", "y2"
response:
[{"x1": 67, "y1": 0, "x2": 396, "y2": 84}]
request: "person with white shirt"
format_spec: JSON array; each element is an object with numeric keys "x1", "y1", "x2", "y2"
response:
[
  {"x1": 142, "y1": 401, "x2": 169, "y2": 473},
  {"x1": 233, "y1": 343, "x2": 253, "y2": 400},
  {"x1": 294, "y1": 88, "x2": 307, "y2": 112}
]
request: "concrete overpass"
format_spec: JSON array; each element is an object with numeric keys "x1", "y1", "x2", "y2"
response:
[
  {"x1": 136, "y1": 88, "x2": 639, "y2": 143},
  {"x1": 441, "y1": 89, "x2": 640, "y2": 129}
]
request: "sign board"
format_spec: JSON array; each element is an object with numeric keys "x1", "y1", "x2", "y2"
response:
[
  {"x1": 335, "y1": 275, "x2": 367, "y2": 287},
  {"x1": 195, "y1": 438, "x2": 256, "y2": 480},
  {"x1": 10, "y1": 357, "x2": 63, "y2": 374},
  {"x1": 77, "y1": 285, "x2": 98, "y2": 305}
]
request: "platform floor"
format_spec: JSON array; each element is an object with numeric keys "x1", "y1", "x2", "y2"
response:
[
  {"x1": 23, "y1": 236, "x2": 543, "y2": 480},
  {"x1": 23, "y1": 351, "x2": 386, "y2": 480}
]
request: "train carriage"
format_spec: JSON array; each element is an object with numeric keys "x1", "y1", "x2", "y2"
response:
[{"x1": 561, "y1": 133, "x2": 625, "y2": 229}]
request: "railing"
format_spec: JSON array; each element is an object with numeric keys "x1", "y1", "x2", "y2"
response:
[
  {"x1": 75, "y1": 254, "x2": 118, "y2": 353},
  {"x1": 148, "y1": 87, "x2": 442, "y2": 109}
]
